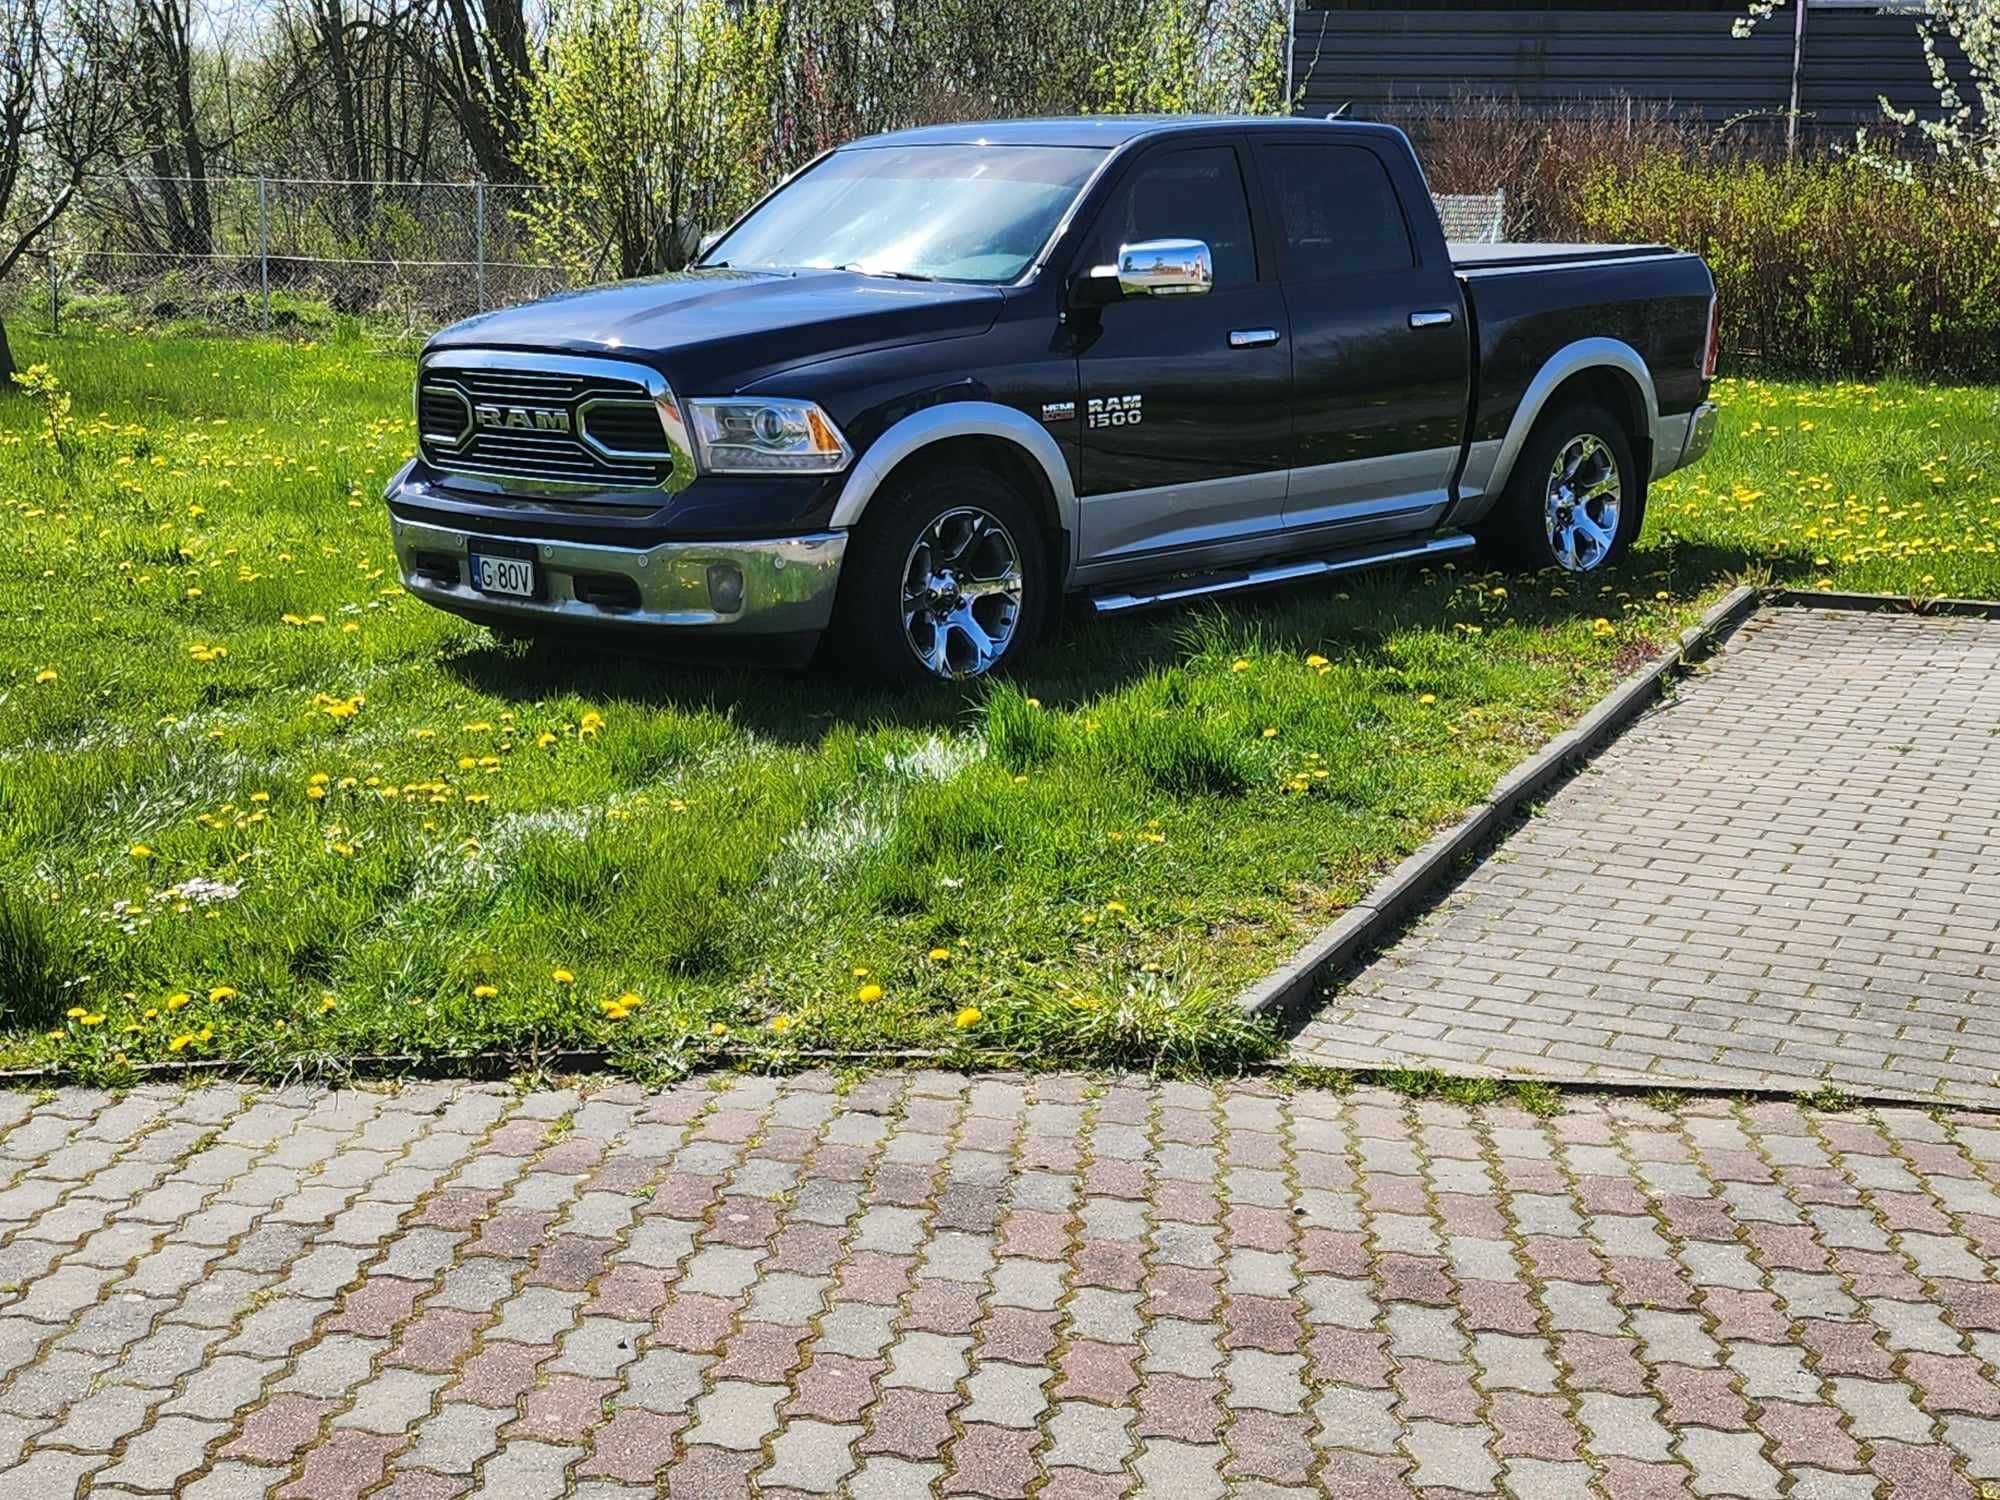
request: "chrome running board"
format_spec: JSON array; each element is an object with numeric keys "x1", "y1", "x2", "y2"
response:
[{"x1": 1084, "y1": 532, "x2": 1477, "y2": 615}]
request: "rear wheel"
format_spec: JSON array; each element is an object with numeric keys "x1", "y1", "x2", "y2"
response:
[
  {"x1": 840, "y1": 463, "x2": 1048, "y2": 687},
  {"x1": 1484, "y1": 400, "x2": 1642, "y2": 574}
]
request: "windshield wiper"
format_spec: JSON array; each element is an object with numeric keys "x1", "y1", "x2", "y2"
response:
[{"x1": 840, "y1": 263, "x2": 936, "y2": 282}]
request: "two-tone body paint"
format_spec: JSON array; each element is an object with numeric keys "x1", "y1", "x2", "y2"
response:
[{"x1": 390, "y1": 115, "x2": 1715, "y2": 599}]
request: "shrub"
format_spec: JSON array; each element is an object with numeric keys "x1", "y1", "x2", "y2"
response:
[
  {"x1": 1384, "y1": 94, "x2": 2000, "y2": 378},
  {"x1": 1573, "y1": 154, "x2": 2000, "y2": 377}
]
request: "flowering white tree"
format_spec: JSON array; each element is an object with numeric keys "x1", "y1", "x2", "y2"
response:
[{"x1": 1738, "y1": 0, "x2": 1998, "y2": 210}]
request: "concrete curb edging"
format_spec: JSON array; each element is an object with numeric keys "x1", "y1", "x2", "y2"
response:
[
  {"x1": 1236, "y1": 582, "x2": 1765, "y2": 1026},
  {"x1": 1770, "y1": 587, "x2": 2000, "y2": 620}
]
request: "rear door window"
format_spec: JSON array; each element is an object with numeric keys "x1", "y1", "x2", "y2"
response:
[{"x1": 1260, "y1": 143, "x2": 1415, "y2": 279}]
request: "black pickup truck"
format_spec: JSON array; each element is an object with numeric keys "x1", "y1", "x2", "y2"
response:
[{"x1": 387, "y1": 115, "x2": 1719, "y2": 683}]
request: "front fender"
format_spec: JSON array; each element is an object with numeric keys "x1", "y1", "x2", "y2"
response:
[{"x1": 828, "y1": 401, "x2": 1078, "y2": 544}]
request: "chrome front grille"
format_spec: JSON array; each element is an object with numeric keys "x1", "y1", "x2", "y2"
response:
[{"x1": 415, "y1": 352, "x2": 693, "y2": 498}]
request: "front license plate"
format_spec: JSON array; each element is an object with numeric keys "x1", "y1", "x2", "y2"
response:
[{"x1": 470, "y1": 554, "x2": 536, "y2": 598}]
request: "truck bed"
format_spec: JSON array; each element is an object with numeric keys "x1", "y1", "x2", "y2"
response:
[{"x1": 1449, "y1": 241, "x2": 1676, "y2": 271}]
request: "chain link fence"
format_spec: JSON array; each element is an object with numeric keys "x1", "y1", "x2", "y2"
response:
[
  {"x1": 20, "y1": 175, "x2": 568, "y2": 338},
  {"x1": 7, "y1": 176, "x2": 1508, "y2": 341}
]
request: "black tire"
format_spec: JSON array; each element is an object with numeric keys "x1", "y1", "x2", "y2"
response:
[
  {"x1": 839, "y1": 462, "x2": 1050, "y2": 687},
  {"x1": 1480, "y1": 399, "x2": 1643, "y2": 574}
]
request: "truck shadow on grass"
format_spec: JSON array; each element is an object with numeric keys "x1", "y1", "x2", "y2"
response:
[{"x1": 440, "y1": 539, "x2": 1793, "y2": 746}]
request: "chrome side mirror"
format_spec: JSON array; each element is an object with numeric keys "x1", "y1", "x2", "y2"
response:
[{"x1": 1116, "y1": 239, "x2": 1213, "y2": 297}]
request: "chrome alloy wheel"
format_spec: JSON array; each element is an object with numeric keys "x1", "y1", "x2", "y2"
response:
[
  {"x1": 900, "y1": 507, "x2": 1025, "y2": 679},
  {"x1": 1543, "y1": 433, "x2": 1623, "y2": 571}
]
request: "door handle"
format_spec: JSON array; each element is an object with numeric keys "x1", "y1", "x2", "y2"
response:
[
  {"x1": 1409, "y1": 309, "x2": 1455, "y2": 329},
  {"x1": 1228, "y1": 327, "x2": 1281, "y2": 348}
]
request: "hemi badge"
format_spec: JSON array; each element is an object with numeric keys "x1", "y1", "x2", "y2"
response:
[{"x1": 1041, "y1": 401, "x2": 1076, "y2": 424}]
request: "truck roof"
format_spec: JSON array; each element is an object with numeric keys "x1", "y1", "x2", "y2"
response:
[{"x1": 842, "y1": 115, "x2": 1405, "y2": 151}]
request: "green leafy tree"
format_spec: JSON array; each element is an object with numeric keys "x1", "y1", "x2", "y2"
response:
[
  {"x1": 1089, "y1": 0, "x2": 1291, "y2": 117},
  {"x1": 514, "y1": 0, "x2": 782, "y2": 280}
]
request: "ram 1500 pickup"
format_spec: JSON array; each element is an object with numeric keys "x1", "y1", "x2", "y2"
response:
[{"x1": 386, "y1": 114, "x2": 1720, "y2": 684}]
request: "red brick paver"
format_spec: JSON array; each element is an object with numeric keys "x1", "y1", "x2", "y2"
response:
[{"x1": 0, "y1": 1071, "x2": 1993, "y2": 1498}]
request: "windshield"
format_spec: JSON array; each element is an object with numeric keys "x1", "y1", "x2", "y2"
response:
[{"x1": 699, "y1": 144, "x2": 1106, "y2": 284}]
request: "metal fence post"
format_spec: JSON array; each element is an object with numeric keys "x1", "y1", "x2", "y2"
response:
[
  {"x1": 475, "y1": 182, "x2": 488, "y2": 312},
  {"x1": 257, "y1": 175, "x2": 271, "y2": 331}
]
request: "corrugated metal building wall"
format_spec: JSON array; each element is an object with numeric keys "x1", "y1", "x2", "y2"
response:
[{"x1": 1293, "y1": 1, "x2": 1968, "y2": 134}]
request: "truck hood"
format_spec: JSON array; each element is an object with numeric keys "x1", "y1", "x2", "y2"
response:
[{"x1": 425, "y1": 269, "x2": 1006, "y2": 391}]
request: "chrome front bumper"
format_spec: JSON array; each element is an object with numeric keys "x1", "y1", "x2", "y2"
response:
[{"x1": 389, "y1": 514, "x2": 848, "y2": 635}]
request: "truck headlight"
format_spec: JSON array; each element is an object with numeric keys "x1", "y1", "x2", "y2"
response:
[{"x1": 687, "y1": 398, "x2": 852, "y2": 474}]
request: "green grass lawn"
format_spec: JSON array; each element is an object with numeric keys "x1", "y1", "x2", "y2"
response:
[{"x1": 4, "y1": 329, "x2": 1997, "y2": 1081}]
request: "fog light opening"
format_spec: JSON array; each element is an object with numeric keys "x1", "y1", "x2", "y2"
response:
[{"x1": 706, "y1": 563, "x2": 746, "y2": 614}]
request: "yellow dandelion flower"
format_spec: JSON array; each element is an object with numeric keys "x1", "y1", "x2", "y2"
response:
[
  {"x1": 1230, "y1": 659, "x2": 1250, "y2": 672},
  {"x1": 35, "y1": 668, "x2": 57, "y2": 684},
  {"x1": 954, "y1": 1006, "x2": 982, "y2": 1029},
  {"x1": 1261, "y1": 727, "x2": 1278, "y2": 739},
  {"x1": 928, "y1": 947, "x2": 951, "y2": 961},
  {"x1": 209, "y1": 986, "x2": 237, "y2": 1002},
  {"x1": 168, "y1": 1033, "x2": 196, "y2": 1052},
  {"x1": 1418, "y1": 694, "x2": 1437, "y2": 705},
  {"x1": 852, "y1": 966, "x2": 871, "y2": 978},
  {"x1": 709, "y1": 1022, "x2": 730, "y2": 1037},
  {"x1": 130, "y1": 844, "x2": 153, "y2": 858},
  {"x1": 1104, "y1": 900, "x2": 1127, "y2": 914},
  {"x1": 552, "y1": 968, "x2": 575, "y2": 985},
  {"x1": 1305, "y1": 654, "x2": 1328, "y2": 668},
  {"x1": 80, "y1": 1014, "x2": 104, "y2": 1026},
  {"x1": 857, "y1": 983, "x2": 884, "y2": 1003},
  {"x1": 165, "y1": 992, "x2": 191, "y2": 1010},
  {"x1": 768, "y1": 1014, "x2": 793, "y2": 1034},
  {"x1": 472, "y1": 984, "x2": 498, "y2": 999}
]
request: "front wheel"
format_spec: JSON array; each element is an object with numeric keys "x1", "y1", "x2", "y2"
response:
[
  {"x1": 1484, "y1": 400, "x2": 1642, "y2": 574},
  {"x1": 839, "y1": 463, "x2": 1049, "y2": 687}
]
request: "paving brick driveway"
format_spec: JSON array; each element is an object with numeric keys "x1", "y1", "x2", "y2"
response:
[
  {"x1": 1297, "y1": 607, "x2": 2000, "y2": 1106},
  {"x1": 2, "y1": 1071, "x2": 1999, "y2": 1497}
]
